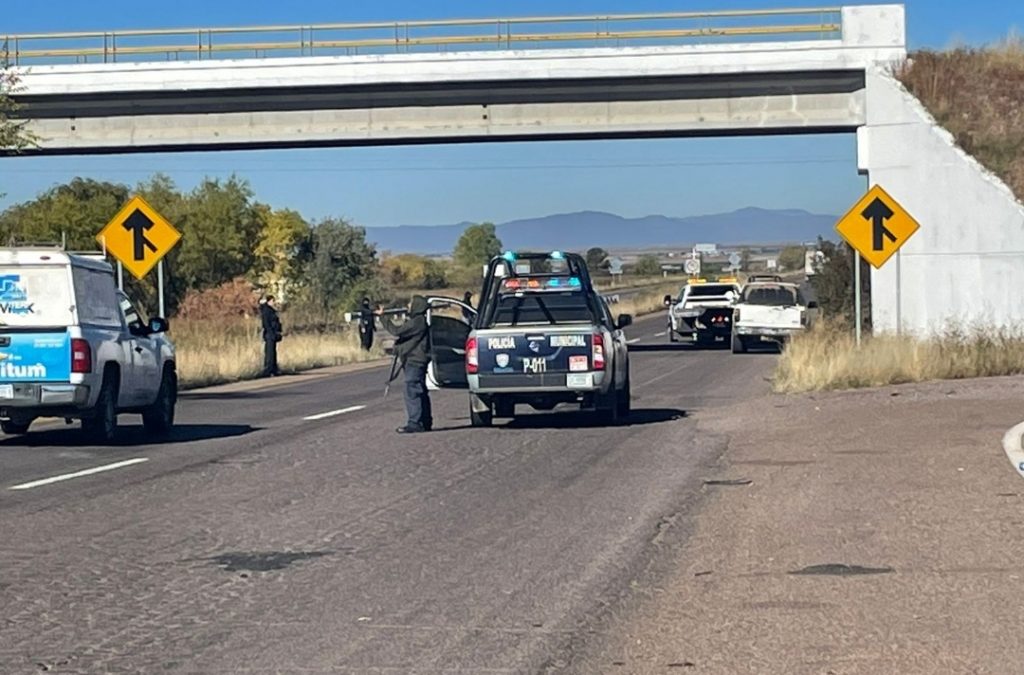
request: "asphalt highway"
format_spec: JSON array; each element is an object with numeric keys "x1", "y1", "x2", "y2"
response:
[{"x1": 0, "y1": 315, "x2": 777, "y2": 674}]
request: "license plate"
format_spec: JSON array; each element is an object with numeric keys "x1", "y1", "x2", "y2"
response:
[
  {"x1": 0, "y1": 385, "x2": 13, "y2": 399},
  {"x1": 566, "y1": 373, "x2": 592, "y2": 388},
  {"x1": 569, "y1": 356, "x2": 588, "y2": 372}
]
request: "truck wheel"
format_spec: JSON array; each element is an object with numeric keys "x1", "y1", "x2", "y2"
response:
[
  {"x1": 1, "y1": 419, "x2": 32, "y2": 435},
  {"x1": 615, "y1": 375, "x2": 631, "y2": 420},
  {"x1": 470, "y1": 404, "x2": 493, "y2": 427},
  {"x1": 82, "y1": 375, "x2": 118, "y2": 443},
  {"x1": 731, "y1": 333, "x2": 748, "y2": 354},
  {"x1": 143, "y1": 367, "x2": 177, "y2": 435},
  {"x1": 494, "y1": 397, "x2": 515, "y2": 419}
]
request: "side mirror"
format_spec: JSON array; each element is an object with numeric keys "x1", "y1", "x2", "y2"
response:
[
  {"x1": 148, "y1": 317, "x2": 170, "y2": 334},
  {"x1": 806, "y1": 301, "x2": 819, "y2": 310},
  {"x1": 663, "y1": 294, "x2": 673, "y2": 307},
  {"x1": 616, "y1": 314, "x2": 633, "y2": 330}
]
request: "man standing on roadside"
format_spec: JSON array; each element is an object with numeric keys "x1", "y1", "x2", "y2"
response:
[
  {"x1": 377, "y1": 295, "x2": 433, "y2": 433},
  {"x1": 461, "y1": 291, "x2": 475, "y2": 324},
  {"x1": 259, "y1": 295, "x2": 283, "y2": 377},
  {"x1": 357, "y1": 297, "x2": 376, "y2": 352}
]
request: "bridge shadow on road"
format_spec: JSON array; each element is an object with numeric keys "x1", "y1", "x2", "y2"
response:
[{"x1": 0, "y1": 424, "x2": 257, "y2": 448}]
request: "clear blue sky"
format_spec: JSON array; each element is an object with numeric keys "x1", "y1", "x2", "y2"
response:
[{"x1": 0, "y1": 1, "x2": 1017, "y2": 226}]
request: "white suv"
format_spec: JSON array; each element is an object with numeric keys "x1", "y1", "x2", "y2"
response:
[{"x1": 0, "y1": 248, "x2": 177, "y2": 441}]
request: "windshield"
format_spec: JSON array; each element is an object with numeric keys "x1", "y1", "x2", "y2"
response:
[
  {"x1": 487, "y1": 291, "x2": 595, "y2": 327},
  {"x1": 742, "y1": 285, "x2": 800, "y2": 306},
  {"x1": 685, "y1": 285, "x2": 737, "y2": 298}
]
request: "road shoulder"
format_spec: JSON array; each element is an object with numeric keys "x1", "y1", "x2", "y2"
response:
[{"x1": 566, "y1": 376, "x2": 1024, "y2": 674}]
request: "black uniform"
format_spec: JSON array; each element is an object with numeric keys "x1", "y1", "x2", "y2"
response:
[
  {"x1": 461, "y1": 291, "x2": 474, "y2": 324},
  {"x1": 358, "y1": 299, "x2": 376, "y2": 352},
  {"x1": 383, "y1": 296, "x2": 432, "y2": 433},
  {"x1": 260, "y1": 301, "x2": 283, "y2": 377}
]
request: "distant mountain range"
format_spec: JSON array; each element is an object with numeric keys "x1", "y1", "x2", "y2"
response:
[{"x1": 364, "y1": 207, "x2": 838, "y2": 254}]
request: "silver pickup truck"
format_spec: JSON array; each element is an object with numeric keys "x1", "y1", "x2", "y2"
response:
[
  {"x1": 425, "y1": 252, "x2": 632, "y2": 427},
  {"x1": 0, "y1": 248, "x2": 176, "y2": 441}
]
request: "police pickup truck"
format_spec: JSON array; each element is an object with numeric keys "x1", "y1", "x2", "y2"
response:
[
  {"x1": 424, "y1": 251, "x2": 632, "y2": 427},
  {"x1": 0, "y1": 248, "x2": 176, "y2": 441},
  {"x1": 663, "y1": 278, "x2": 741, "y2": 347}
]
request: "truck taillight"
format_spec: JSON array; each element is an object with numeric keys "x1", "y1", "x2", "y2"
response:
[
  {"x1": 466, "y1": 337, "x2": 478, "y2": 374},
  {"x1": 71, "y1": 338, "x2": 92, "y2": 374},
  {"x1": 592, "y1": 333, "x2": 606, "y2": 371},
  {"x1": 734, "y1": 308, "x2": 741, "y2": 323},
  {"x1": 800, "y1": 310, "x2": 808, "y2": 326}
]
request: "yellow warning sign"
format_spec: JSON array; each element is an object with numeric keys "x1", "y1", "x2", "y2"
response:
[
  {"x1": 96, "y1": 195, "x2": 181, "y2": 280},
  {"x1": 835, "y1": 185, "x2": 921, "y2": 269}
]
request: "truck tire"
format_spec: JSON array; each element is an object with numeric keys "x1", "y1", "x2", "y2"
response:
[
  {"x1": 1, "y1": 419, "x2": 32, "y2": 435},
  {"x1": 143, "y1": 367, "x2": 177, "y2": 435},
  {"x1": 82, "y1": 374, "x2": 118, "y2": 443},
  {"x1": 731, "y1": 333, "x2": 748, "y2": 354},
  {"x1": 615, "y1": 375, "x2": 631, "y2": 420}
]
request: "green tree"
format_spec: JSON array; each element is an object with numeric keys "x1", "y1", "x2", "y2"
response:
[
  {"x1": 0, "y1": 177, "x2": 130, "y2": 248},
  {"x1": 809, "y1": 238, "x2": 870, "y2": 330},
  {"x1": 585, "y1": 246, "x2": 609, "y2": 271},
  {"x1": 453, "y1": 223, "x2": 502, "y2": 269},
  {"x1": 778, "y1": 245, "x2": 806, "y2": 272},
  {"x1": 633, "y1": 255, "x2": 662, "y2": 276},
  {"x1": 740, "y1": 248, "x2": 752, "y2": 271},
  {"x1": 175, "y1": 176, "x2": 263, "y2": 291},
  {"x1": 300, "y1": 218, "x2": 379, "y2": 323},
  {"x1": 1, "y1": 66, "x2": 37, "y2": 153},
  {"x1": 254, "y1": 207, "x2": 311, "y2": 292}
]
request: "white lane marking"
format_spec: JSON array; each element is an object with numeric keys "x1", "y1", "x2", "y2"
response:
[
  {"x1": 9, "y1": 457, "x2": 150, "y2": 491},
  {"x1": 654, "y1": 331, "x2": 667, "y2": 337},
  {"x1": 303, "y1": 405, "x2": 366, "y2": 421},
  {"x1": 626, "y1": 338, "x2": 641, "y2": 345},
  {"x1": 1001, "y1": 420, "x2": 1024, "y2": 479}
]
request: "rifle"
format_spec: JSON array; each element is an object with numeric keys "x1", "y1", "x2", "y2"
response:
[{"x1": 383, "y1": 351, "x2": 401, "y2": 399}]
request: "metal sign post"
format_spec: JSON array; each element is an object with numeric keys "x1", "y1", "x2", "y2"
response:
[
  {"x1": 117, "y1": 261, "x2": 124, "y2": 291},
  {"x1": 854, "y1": 250, "x2": 862, "y2": 347},
  {"x1": 157, "y1": 259, "x2": 166, "y2": 318}
]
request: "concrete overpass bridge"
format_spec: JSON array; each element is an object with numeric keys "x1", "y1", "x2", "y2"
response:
[{"x1": 5, "y1": 5, "x2": 1024, "y2": 337}]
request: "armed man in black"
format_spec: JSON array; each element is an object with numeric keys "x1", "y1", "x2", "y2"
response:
[
  {"x1": 259, "y1": 295, "x2": 283, "y2": 377},
  {"x1": 377, "y1": 295, "x2": 432, "y2": 434},
  {"x1": 357, "y1": 297, "x2": 376, "y2": 352}
]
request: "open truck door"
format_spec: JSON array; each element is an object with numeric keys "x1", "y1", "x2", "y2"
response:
[{"x1": 425, "y1": 297, "x2": 476, "y2": 390}]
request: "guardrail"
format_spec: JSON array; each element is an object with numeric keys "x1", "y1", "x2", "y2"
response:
[{"x1": 1, "y1": 7, "x2": 842, "y2": 66}]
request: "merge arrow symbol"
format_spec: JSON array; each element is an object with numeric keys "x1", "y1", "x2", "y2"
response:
[
  {"x1": 861, "y1": 197, "x2": 897, "y2": 251},
  {"x1": 122, "y1": 209, "x2": 159, "y2": 261}
]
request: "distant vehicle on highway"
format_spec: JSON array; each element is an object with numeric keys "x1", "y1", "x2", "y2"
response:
[
  {"x1": 664, "y1": 278, "x2": 741, "y2": 347},
  {"x1": 426, "y1": 251, "x2": 632, "y2": 426},
  {"x1": 0, "y1": 248, "x2": 176, "y2": 441},
  {"x1": 730, "y1": 280, "x2": 818, "y2": 354}
]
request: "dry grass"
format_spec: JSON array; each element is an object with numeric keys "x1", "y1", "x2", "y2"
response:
[
  {"x1": 774, "y1": 322, "x2": 1024, "y2": 393},
  {"x1": 898, "y1": 40, "x2": 1024, "y2": 201},
  {"x1": 172, "y1": 318, "x2": 381, "y2": 389}
]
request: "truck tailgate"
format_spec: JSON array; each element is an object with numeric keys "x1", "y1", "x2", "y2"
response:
[
  {"x1": 0, "y1": 329, "x2": 72, "y2": 383},
  {"x1": 477, "y1": 326, "x2": 595, "y2": 377}
]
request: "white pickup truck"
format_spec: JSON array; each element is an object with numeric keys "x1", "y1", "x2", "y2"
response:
[
  {"x1": 731, "y1": 281, "x2": 818, "y2": 353},
  {"x1": 0, "y1": 248, "x2": 177, "y2": 441},
  {"x1": 663, "y1": 280, "x2": 741, "y2": 347}
]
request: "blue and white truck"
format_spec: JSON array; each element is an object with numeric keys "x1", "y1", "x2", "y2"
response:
[{"x1": 0, "y1": 248, "x2": 176, "y2": 441}]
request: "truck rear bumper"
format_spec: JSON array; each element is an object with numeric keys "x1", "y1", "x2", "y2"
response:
[
  {"x1": 0, "y1": 383, "x2": 91, "y2": 417},
  {"x1": 470, "y1": 371, "x2": 607, "y2": 393},
  {"x1": 736, "y1": 326, "x2": 804, "y2": 338}
]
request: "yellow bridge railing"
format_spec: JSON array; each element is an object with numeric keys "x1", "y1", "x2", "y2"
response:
[{"x1": 2, "y1": 8, "x2": 842, "y2": 66}]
